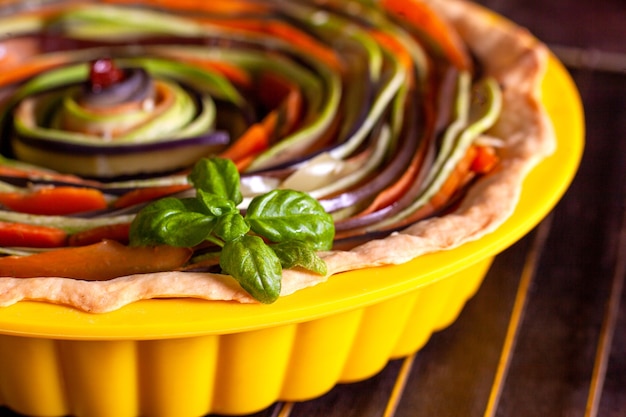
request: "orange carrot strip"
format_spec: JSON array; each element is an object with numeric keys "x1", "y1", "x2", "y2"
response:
[
  {"x1": 470, "y1": 145, "x2": 499, "y2": 174},
  {"x1": 0, "y1": 221, "x2": 67, "y2": 248},
  {"x1": 103, "y1": 0, "x2": 268, "y2": 14},
  {"x1": 0, "y1": 38, "x2": 42, "y2": 68},
  {"x1": 0, "y1": 166, "x2": 36, "y2": 179},
  {"x1": 220, "y1": 71, "x2": 306, "y2": 168},
  {"x1": 0, "y1": 187, "x2": 108, "y2": 215},
  {"x1": 0, "y1": 55, "x2": 69, "y2": 86},
  {"x1": 67, "y1": 223, "x2": 131, "y2": 247},
  {"x1": 233, "y1": 155, "x2": 257, "y2": 172},
  {"x1": 210, "y1": 19, "x2": 342, "y2": 71},
  {"x1": 152, "y1": 53, "x2": 253, "y2": 88},
  {"x1": 401, "y1": 145, "x2": 479, "y2": 223},
  {"x1": 0, "y1": 240, "x2": 193, "y2": 280},
  {"x1": 262, "y1": 21, "x2": 342, "y2": 71},
  {"x1": 357, "y1": 152, "x2": 423, "y2": 217},
  {"x1": 113, "y1": 184, "x2": 191, "y2": 209},
  {"x1": 334, "y1": 145, "x2": 478, "y2": 241},
  {"x1": 380, "y1": 0, "x2": 472, "y2": 71},
  {"x1": 351, "y1": 33, "x2": 420, "y2": 216},
  {"x1": 192, "y1": 60, "x2": 252, "y2": 87},
  {"x1": 220, "y1": 123, "x2": 272, "y2": 165},
  {"x1": 257, "y1": 72, "x2": 303, "y2": 135},
  {"x1": 370, "y1": 30, "x2": 415, "y2": 72}
]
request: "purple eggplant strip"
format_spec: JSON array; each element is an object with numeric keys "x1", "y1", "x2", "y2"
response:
[
  {"x1": 243, "y1": 78, "x2": 374, "y2": 175},
  {"x1": 334, "y1": 65, "x2": 460, "y2": 233},
  {"x1": 332, "y1": 92, "x2": 426, "y2": 229},
  {"x1": 12, "y1": 130, "x2": 230, "y2": 155},
  {"x1": 320, "y1": 102, "x2": 421, "y2": 215},
  {"x1": 19, "y1": 33, "x2": 266, "y2": 56}
]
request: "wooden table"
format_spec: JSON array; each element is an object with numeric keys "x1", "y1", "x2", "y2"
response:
[{"x1": 1, "y1": 0, "x2": 624, "y2": 416}]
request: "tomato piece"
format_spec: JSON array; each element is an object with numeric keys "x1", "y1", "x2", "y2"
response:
[{"x1": 89, "y1": 58, "x2": 125, "y2": 90}]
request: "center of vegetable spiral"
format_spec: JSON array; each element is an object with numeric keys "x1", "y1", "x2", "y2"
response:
[{"x1": 80, "y1": 58, "x2": 156, "y2": 115}]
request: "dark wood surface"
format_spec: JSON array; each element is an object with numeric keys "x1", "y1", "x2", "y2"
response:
[{"x1": 1, "y1": 0, "x2": 624, "y2": 416}]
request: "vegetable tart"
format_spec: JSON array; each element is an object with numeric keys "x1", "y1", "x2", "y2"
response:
[{"x1": 0, "y1": 0, "x2": 555, "y2": 312}]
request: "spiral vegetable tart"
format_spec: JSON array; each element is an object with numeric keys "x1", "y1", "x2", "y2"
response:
[{"x1": 0, "y1": 0, "x2": 555, "y2": 312}]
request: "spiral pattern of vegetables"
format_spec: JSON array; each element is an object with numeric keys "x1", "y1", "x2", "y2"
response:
[{"x1": 0, "y1": 0, "x2": 503, "y2": 251}]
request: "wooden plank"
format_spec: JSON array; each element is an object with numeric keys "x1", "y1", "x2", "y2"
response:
[
  {"x1": 286, "y1": 359, "x2": 405, "y2": 416},
  {"x1": 389, "y1": 229, "x2": 539, "y2": 417},
  {"x1": 493, "y1": 66, "x2": 626, "y2": 417}
]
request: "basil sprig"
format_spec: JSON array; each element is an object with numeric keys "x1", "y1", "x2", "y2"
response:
[{"x1": 129, "y1": 157, "x2": 334, "y2": 303}]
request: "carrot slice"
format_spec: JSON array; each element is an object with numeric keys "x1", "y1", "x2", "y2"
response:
[
  {"x1": 220, "y1": 123, "x2": 272, "y2": 167},
  {"x1": 113, "y1": 184, "x2": 191, "y2": 209},
  {"x1": 370, "y1": 30, "x2": 415, "y2": 71},
  {"x1": 470, "y1": 145, "x2": 499, "y2": 174},
  {"x1": 68, "y1": 223, "x2": 131, "y2": 246},
  {"x1": 0, "y1": 187, "x2": 108, "y2": 215},
  {"x1": 257, "y1": 72, "x2": 303, "y2": 135},
  {"x1": 0, "y1": 37, "x2": 42, "y2": 68},
  {"x1": 233, "y1": 154, "x2": 257, "y2": 172},
  {"x1": 380, "y1": 0, "x2": 472, "y2": 71},
  {"x1": 0, "y1": 221, "x2": 67, "y2": 248},
  {"x1": 357, "y1": 151, "x2": 423, "y2": 217},
  {"x1": 347, "y1": 32, "x2": 418, "y2": 217},
  {"x1": 103, "y1": 0, "x2": 268, "y2": 14},
  {"x1": 0, "y1": 55, "x2": 69, "y2": 86},
  {"x1": 334, "y1": 145, "x2": 478, "y2": 241},
  {"x1": 210, "y1": 19, "x2": 342, "y2": 71},
  {"x1": 185, "y1": 60, "x2": 252, "y2": 88},
  {"x1": 400, "y1": 144, "x2": 479, "y2": 224},
  {"x1": 219, "y1": 71, "x2": 304, "y2": 169},
  {"x1": 151, "y1": 53, "x2": 253, "y2": 88},
  {"x1": 0, "y1": 240, "x2": 193, "y2": 280}
]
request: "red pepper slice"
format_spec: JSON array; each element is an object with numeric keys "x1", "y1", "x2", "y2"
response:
[
  {"x1": 113, "y1": 185, "x2": 191, "y2": 209},
  {"x1": 0, "y1": 221, "x2": 67, "y2": 248},
  {"x1": 0, "y1": 187, "x2": 108, "y2": 215},
  {"x1": 67, "y1": 223, "x2": 131, "y2": 247},
  {"x1": 470, "y1": 145, "x2": 500, "y2": 174}
]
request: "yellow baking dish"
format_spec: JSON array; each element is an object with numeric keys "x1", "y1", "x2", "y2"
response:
[{"x1": 0, "y1": 7, "x2": 584, "y2": 416}]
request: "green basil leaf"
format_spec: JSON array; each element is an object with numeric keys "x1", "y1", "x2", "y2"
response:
[
  {"x1": 129, "y1": 197, "x2": 214, "y2": 247},
  {"x1": 188, "y1": 157, "x2": 243, "y2": 205},
  {"x1": 129, "y1": 197, "x2": 184, "y2": 246},
  {"x1": 220, "y1": 235, "x2": 282, "y2": 304},
  {"x1": 271, "y1": 240, "x2": 327, "y2": 275},
  {"x1": 245, "y1": 189, "x2": 335, "y2": 251},
  {"x1": 157, "y1": 212, "x2": 215, "y2": 247},
  {"x1": 196, "y1": 189, "x2": 237, "y2": 216},
  {"x1": 214, "y1": 212, "x2": 250, "y2": 242},
  {"x1": 179, "y1": 196, "x2": 206, "y2": 213}
]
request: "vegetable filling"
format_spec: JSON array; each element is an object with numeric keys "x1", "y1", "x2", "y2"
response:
[{"x1": 0, "y1": 0, "x2": 507, "y2": 304}]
